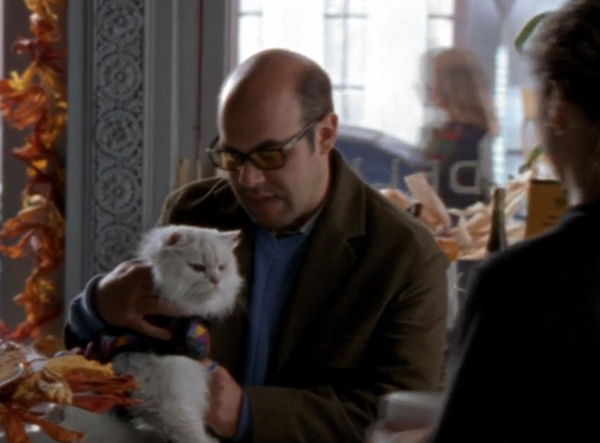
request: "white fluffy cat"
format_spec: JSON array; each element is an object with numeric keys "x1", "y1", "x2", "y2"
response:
[{"x1": 46, "y1": 226, "x2": 243, "y2": 443}]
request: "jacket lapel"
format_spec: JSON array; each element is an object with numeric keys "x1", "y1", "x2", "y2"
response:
[{"x1": 271, "y1": 151, "x2": 366, "y2": 379}]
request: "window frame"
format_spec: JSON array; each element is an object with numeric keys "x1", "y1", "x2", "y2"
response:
[
  {"x1": 323, "y1": 0, "x2": 368, "y2": 124},
  {"x1": 426, "y1": 14, "x2": 456, "y2": 50}
]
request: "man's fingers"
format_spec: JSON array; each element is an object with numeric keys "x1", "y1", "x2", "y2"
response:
[
  {"x1": 139, "y1": 297, "x2": 181, "y2": 317},
  {"x1": 131, "y1": 318, "x2": 172, "y2": 341},
  {"x1": 125, "y1": 263, "x2": 154, "y2": 280},
  {"x1": 391, "y1": 428, "x2": 429, "y2": 443},
  {"x1": 127, "y1": 258, "x2": 148, "y2": 266},
  {"x1": 113, "y1": 259, "x2": 145, "y2": 273}
]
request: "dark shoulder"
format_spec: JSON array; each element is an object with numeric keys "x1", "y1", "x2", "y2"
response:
[
  {"x1": 473, "y1": 210, "x2": 600, "y2": 313},
  {"x1": 159, "y1": 177, "x2": 233, "y2": 225},
  {"x1": 363, "y1": 185, "x2": 445, "y2": 264},
  {"x1": 481, "y1": 211, "x2": 594, "y2": 280}
]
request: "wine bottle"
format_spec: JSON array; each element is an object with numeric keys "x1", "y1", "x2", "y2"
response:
[
  {"x1": 486, "y1": 187, "x2": 508, "y2": 254},
  {"x1": 407, "y1": 202, "x2": 423, "y2": 218}
]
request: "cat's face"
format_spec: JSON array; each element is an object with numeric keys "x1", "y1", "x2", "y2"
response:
[{"x1": 139, "y1": 226, "x2": 243, "y2": 318}]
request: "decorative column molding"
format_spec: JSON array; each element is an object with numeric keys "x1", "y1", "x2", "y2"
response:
[
  {"x1": 92, "y1": 0, "x2": 146, "y2": 273},
  {"x1": 65, "y1": 0, "x2": 231, "y2": 304},
  {"x1": 66, "y1": 0, "x2": 149, "y2": 297}
]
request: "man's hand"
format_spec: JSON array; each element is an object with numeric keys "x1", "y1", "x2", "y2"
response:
[
  {"x1": 205, "y1": 361, "x2": 244, "y2": 438},
  {"x1": 389, "y1": 428, "x2": 430, "y2": 443},
  {"x1": 95, "y1": 259, "x2": 180, "y2": 340}
]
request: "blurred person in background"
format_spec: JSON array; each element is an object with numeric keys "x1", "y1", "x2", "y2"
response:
[{"x1": 421, "y1": 48, "x2": 497, "y2": 210}]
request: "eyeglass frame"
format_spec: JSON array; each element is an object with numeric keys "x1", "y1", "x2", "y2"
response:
[{"x1": 206, "y1": 118, "x2": 321, "y2": 171}]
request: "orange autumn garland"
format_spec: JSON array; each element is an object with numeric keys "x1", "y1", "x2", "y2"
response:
[{"x1": 0, "y1": 0, "x2": 66, "y2": 341}]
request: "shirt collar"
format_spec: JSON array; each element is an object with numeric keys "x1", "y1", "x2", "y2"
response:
[
  {"x1": 292, "y1": 205, "x2": 323, "y2": 235},
  {"x1": 256, "y1": 205, "x2": 324, "y2": 238}
]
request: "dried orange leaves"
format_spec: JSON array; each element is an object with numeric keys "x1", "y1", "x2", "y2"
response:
[
  {"x1": 0, "y1": 0, "x2": 67, "y2": 342},
  {"x1": 0, "y1": 70, "x2": 47, "y2": 130},
  {"x1": 12, "y1": 367, "x2": 71, "y2": 406},
  {"x1": 1, "y1": 351, "x2": 140, "y2": 443}
]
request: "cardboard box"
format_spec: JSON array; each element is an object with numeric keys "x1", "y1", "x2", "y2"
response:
[{"x1": 525, "y1": 179, "x2": 569, "y2": 239}]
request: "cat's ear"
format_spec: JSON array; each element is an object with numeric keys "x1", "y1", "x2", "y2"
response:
[
  {"x1": 167, "y1": 230, "x2": 180, "y2": 246},
  {"x1": 220, "y1": 230, "x2": 241, "y2": 248}
]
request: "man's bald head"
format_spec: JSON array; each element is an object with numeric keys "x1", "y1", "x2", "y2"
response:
[
  {"x1": 214, "y1": 50, "x2": 339, "y2": 234},
  {"x1": 219, "y1": 49, "x2": 334, "y2": 125}
]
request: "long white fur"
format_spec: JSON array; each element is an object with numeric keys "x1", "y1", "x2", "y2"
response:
[{"x1": 40, "y1": 226, "x2": 243, "y2": 443}]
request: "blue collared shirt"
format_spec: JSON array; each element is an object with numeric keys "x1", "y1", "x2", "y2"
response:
[{"x1": 233, "y1": 225, "x2": 312, "y2": 441}]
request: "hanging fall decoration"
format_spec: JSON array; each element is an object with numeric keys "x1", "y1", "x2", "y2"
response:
[{"x1": 0, "y1": 0, "x2": 67, "y2": 342}]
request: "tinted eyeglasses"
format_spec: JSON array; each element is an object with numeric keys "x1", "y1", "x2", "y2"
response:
[{"x1": 207, "y1": 119, "x2": 319, "y2": 171}]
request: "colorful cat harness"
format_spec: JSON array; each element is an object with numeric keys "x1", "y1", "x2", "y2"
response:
[{"x1": 84, "y1": 316, "x2": 211, "y2": 364}]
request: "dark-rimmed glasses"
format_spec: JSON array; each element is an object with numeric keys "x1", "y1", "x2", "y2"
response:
[{"x1": 207, "y1": 119, "x2": 319, "y2": 171}]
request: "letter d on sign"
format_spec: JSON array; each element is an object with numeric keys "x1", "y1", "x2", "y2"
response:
[{"x1": 449, "y1": 161, "x2": 480, "y2": 195}]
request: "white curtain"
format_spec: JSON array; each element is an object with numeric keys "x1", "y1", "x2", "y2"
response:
[
  {"x1": 362, "y1": 1, "x2": 429, "y2": 146},
  {"x1": 261, "y1": 0, "x2": 325, "y2": 64},
  {"x1": 239, "y1": 0, "x2": 429, "y2": 147}
]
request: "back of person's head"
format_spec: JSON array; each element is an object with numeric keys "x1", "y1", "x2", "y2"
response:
[
  {"x1": 532, "y1": 0, "x2": 600, "y2": 192},
  {"x1": 429, "y1": 48, "x2": 498, "y2": 134},
  {"x1": 532, "y1": 0, "x2": 600, "y2": 124}
]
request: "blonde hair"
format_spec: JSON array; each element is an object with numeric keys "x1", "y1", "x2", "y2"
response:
[{"x1": 431, "y1": 48, "x2": 498, "y2": 134}]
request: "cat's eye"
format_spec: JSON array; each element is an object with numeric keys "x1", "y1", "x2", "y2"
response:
[
  {"x1": 218, "y1": 264, "x2": 226, "y2": 271},
  {"x1": 189, "y1": 263, "x2": 206, "y2": 273}
]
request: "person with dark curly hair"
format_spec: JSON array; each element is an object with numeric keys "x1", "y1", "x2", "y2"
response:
[
  {"x1": 395, "y1": 1, "x2": 600, "y2": 441},
  {"x1": 430, "y1": 1, "x2": 600, "y2": 441}
]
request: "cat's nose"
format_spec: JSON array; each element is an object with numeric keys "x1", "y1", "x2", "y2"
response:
[{"x1": 210, "y1": 276, "x2": 220, "y2": 286}]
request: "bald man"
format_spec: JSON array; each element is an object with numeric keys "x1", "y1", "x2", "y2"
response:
[{"x1": 65, "y1": 49, "x2": 448, "y2": 443}]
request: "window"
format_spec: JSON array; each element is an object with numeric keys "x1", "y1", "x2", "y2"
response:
[
  {"x1": 493, "y1": 45, "x2": 509, "y2": 183},
  {"x1": 495, "y1": 0, "x2": 570, "y2": 182},
  {"x1": 427, "y1": 0, "x2": 455, "y2": 50},
  {"x1": 237, "y1": 0, "x2": 264, "y2": 68},
  {"x1": 324, "y1": 0, "x2": 367, "y2": 126},
  {"x1": 234, "y1": 0, "x2": 455, "y2": 146}
]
